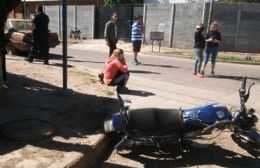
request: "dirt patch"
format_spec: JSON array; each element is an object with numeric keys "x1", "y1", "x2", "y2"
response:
[{"x1": 0, "y1": 56, "x2": 119, "y2": 167}]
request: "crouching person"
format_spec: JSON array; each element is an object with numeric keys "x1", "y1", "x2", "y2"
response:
[{"x1": 103, "y1": 49, "x2": 129, "y2": 93}]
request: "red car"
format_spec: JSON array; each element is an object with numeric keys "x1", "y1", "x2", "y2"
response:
[{"x1": 5, "y1": 19, "x2": 60, "y2": 55}]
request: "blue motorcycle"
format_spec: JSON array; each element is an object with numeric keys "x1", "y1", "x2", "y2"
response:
[{"x1": 104, "y1": 77, "x2": 259, "y2": 151}]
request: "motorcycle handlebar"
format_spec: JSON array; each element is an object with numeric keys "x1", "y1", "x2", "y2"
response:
[{"x1": 241, "y1": 77, "x2": 247, "y2": 90}]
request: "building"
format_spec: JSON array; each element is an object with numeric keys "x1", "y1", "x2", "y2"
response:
[{"x1": 10, "y1": 0, "x2": 104, "y2": 19}]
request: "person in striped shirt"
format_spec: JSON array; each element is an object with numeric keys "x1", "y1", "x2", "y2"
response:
[{"x1": 131, "y1": 15, "x2": 144, "y2": 65}]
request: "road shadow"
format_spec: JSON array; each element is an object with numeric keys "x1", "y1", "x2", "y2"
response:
[
  {"x1": 49, "y1": 62, "x2": 74, "y2": 68},
  {"x1": 69, "y1": 59, "x2": 105, "y2": 64},
  {"x1": 119, "y1": 89, "x2": 155, "y2": 97},
  {"x1": 207, "y1": 74, "x2": 260, "y2": 82},
  {"x1": 49, "y1": 53, "x2": 74, "y2": 60},
  {"x1": 141, "y1": 63, "x2": 179, "y2": 69},
  {"x1": 129, "y1": 70, "x2": 161, "y2": 75},
  {"x1": 117, "y1": 143, "x2": 260, "y2": 168},
  {"x1": 0, "y1": 73, "x2": 120, "y2": 155}
]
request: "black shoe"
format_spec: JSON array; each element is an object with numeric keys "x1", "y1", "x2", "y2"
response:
[
  {"x1": 117, "y1": 87, "x2": 130, "y2": 94},
  {"x1": 43, "y1": 60, "x2": 49, "y2": 65}
]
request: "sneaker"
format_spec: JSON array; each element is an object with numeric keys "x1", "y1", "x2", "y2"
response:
[
  {"x1": 132, "y1": 58, "x2": 141, "y2": 65},
  {"x1": 211, "y1": 71, "x2": 215, "y2": 77},
  {"x1": 201, "y1": 70, "x2": 205, "y2": 76},
  {"x1": 193, "y1": 72, "x2": 197, "y2": 76},
  {"x1": 197, "y1": 73, "x2": 204, "y2": 78}
]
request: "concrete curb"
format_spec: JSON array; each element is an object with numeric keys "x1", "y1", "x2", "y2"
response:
[
  {"x1": 49, "y1": 134, "x2": 111, "y2": 168},
  {"x1": 141, "y1": 51, "x2": 260, "y2": 66}
]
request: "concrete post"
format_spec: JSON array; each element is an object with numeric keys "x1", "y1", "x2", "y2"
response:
[
  {"x1": 234, "y1": 3, "x2": 241, "y2": 51},
  {"x1": 92, "y1": 5, "x2": 95, "y2": 39},
  {"x1": 169, "y1": 4, "x2": 175, "y2": 48},
  {"x1": 143, "y1": 4, "x2": 147, "y2": 44},
  {"x1": 75, "y1": 5, "x2": 77, "y2": 29},
  {"x1": 207, "y1": 0, "x2": 213, "y2": 32}
]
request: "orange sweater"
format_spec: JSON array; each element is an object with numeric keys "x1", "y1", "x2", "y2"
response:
[{"x1": 103, "y1": 58, "x2": 128, "y2": 85}]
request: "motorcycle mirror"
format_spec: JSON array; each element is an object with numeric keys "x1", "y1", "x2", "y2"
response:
[{"x1": 244, "y1": 82, "x2": 255, "y2": 103}]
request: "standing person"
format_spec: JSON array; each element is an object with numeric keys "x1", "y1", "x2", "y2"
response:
[
  {"x1": 26, "y1": 5, "x2": 49, "y2": 64},
  {"x1": 103, "y1": 48, "x2": 129, "y2": 93},
  {"x1": 193, "y1": 23, "x2": 205, "y2": 77},
  {"x1": 131, "y1": 15, "x2": 144, "y2": 65},
  {"x1": 201, "y1": 21, "x2": 221, "y2": 77},
  {"x1": 104, "y1": 12, "x2": 119, "y2": 57}
]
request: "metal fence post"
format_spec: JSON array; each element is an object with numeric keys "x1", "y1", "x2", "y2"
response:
[{"x1": 62, "y1": 0, "x2": 68, "y2": 90}]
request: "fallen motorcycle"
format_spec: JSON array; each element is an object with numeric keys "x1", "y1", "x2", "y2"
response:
[{"x1": 104, "y1": 77, "x2": 259, "y2": 151}]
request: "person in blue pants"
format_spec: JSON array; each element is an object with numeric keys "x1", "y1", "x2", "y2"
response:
[{"x1": 201, "y1": 22, "x2": 221, "y2": 77}]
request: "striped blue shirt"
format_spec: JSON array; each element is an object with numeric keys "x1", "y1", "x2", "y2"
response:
[{"x1": 131, "y1": 22, "x2": 144, "y2": 42}]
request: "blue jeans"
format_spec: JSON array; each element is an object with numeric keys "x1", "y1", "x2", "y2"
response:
[
  {"x1": 194, "y1": 48, "x2": 204, "y2": 73},
  {"x1": 204, "y1": 47, "x2": 218, "y2": 64}
]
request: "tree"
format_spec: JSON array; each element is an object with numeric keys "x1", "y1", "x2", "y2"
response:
[
  {"x1": 0, "y1": 0, "x2": 21, "y2": 81},
  {"x1": 219, "y1": 0, "x2": 260, "y2": 2},
  {"x1": 104, "y1": 0, "x2": 143, "y2": 7}
]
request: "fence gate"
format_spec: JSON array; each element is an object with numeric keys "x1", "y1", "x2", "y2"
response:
[{"x1": 95, "y1": 5, "x2": 143, "y2": 41}]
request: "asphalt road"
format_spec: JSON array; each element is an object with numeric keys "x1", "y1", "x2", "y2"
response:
[
  {"x1": 50, "y1": 46, "x2": 260, "y2": 93},
  {"x1": 49, "y1": 46, "x2": 260, "y2": 168}
]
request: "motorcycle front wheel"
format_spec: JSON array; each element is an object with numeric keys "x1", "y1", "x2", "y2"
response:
[{"x1": 234, "y1": 129, "x2": 260, "y2": 147}]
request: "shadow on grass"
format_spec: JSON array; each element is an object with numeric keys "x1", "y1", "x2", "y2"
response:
[
  {"x1": 116, "y1": 143, "x2": 259, "y2": 168},
  {"x1": 0, "y1": 73, "x2": 119, "y2": 155}
]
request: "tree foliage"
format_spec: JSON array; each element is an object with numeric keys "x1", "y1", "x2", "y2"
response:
[
  {"x1": 219, "y1": 0, "x2": 260, "y2": 2},
  {"x1": 104, "y1": 0, "x2": 143, "y2": 7}
]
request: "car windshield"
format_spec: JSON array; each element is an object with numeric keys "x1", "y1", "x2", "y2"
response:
[{"x1": 11, "y1": 20, "x2": 31, "y2": 31}]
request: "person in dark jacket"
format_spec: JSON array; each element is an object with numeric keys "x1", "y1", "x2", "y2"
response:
[
  {"x1": 104, "y1": 12, "x2": 119, "y2": 57},
  {"x1": 26, "y1": 5, "x2": 49, "y2": 64},
  {"x1": 193, "y1": 23, "x2": 205, "y2": 77},
  {"x1": 201, "y1": 21, "x2": 221, "y2": 77}
]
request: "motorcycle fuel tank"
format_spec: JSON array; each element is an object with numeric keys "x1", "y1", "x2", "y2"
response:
[{"x1": 182, "y1": 103, "x2": 232, "y2": 129}]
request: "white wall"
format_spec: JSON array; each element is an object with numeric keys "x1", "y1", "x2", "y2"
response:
[
  {"x1": 144, "y1": 0, "x2": 212, "y2": 3},
  {"x1": 144, "y1": 0, "x2": 190, "y2": 4}
]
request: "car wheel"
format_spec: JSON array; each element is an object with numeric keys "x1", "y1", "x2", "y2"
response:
[{"x1": 6, "y1": 43, "x2": 17, "y2": 55}]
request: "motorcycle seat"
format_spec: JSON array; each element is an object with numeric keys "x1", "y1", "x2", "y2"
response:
[{"x1": 126, "y1": 108, "x2": 183, "y2": 134}]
